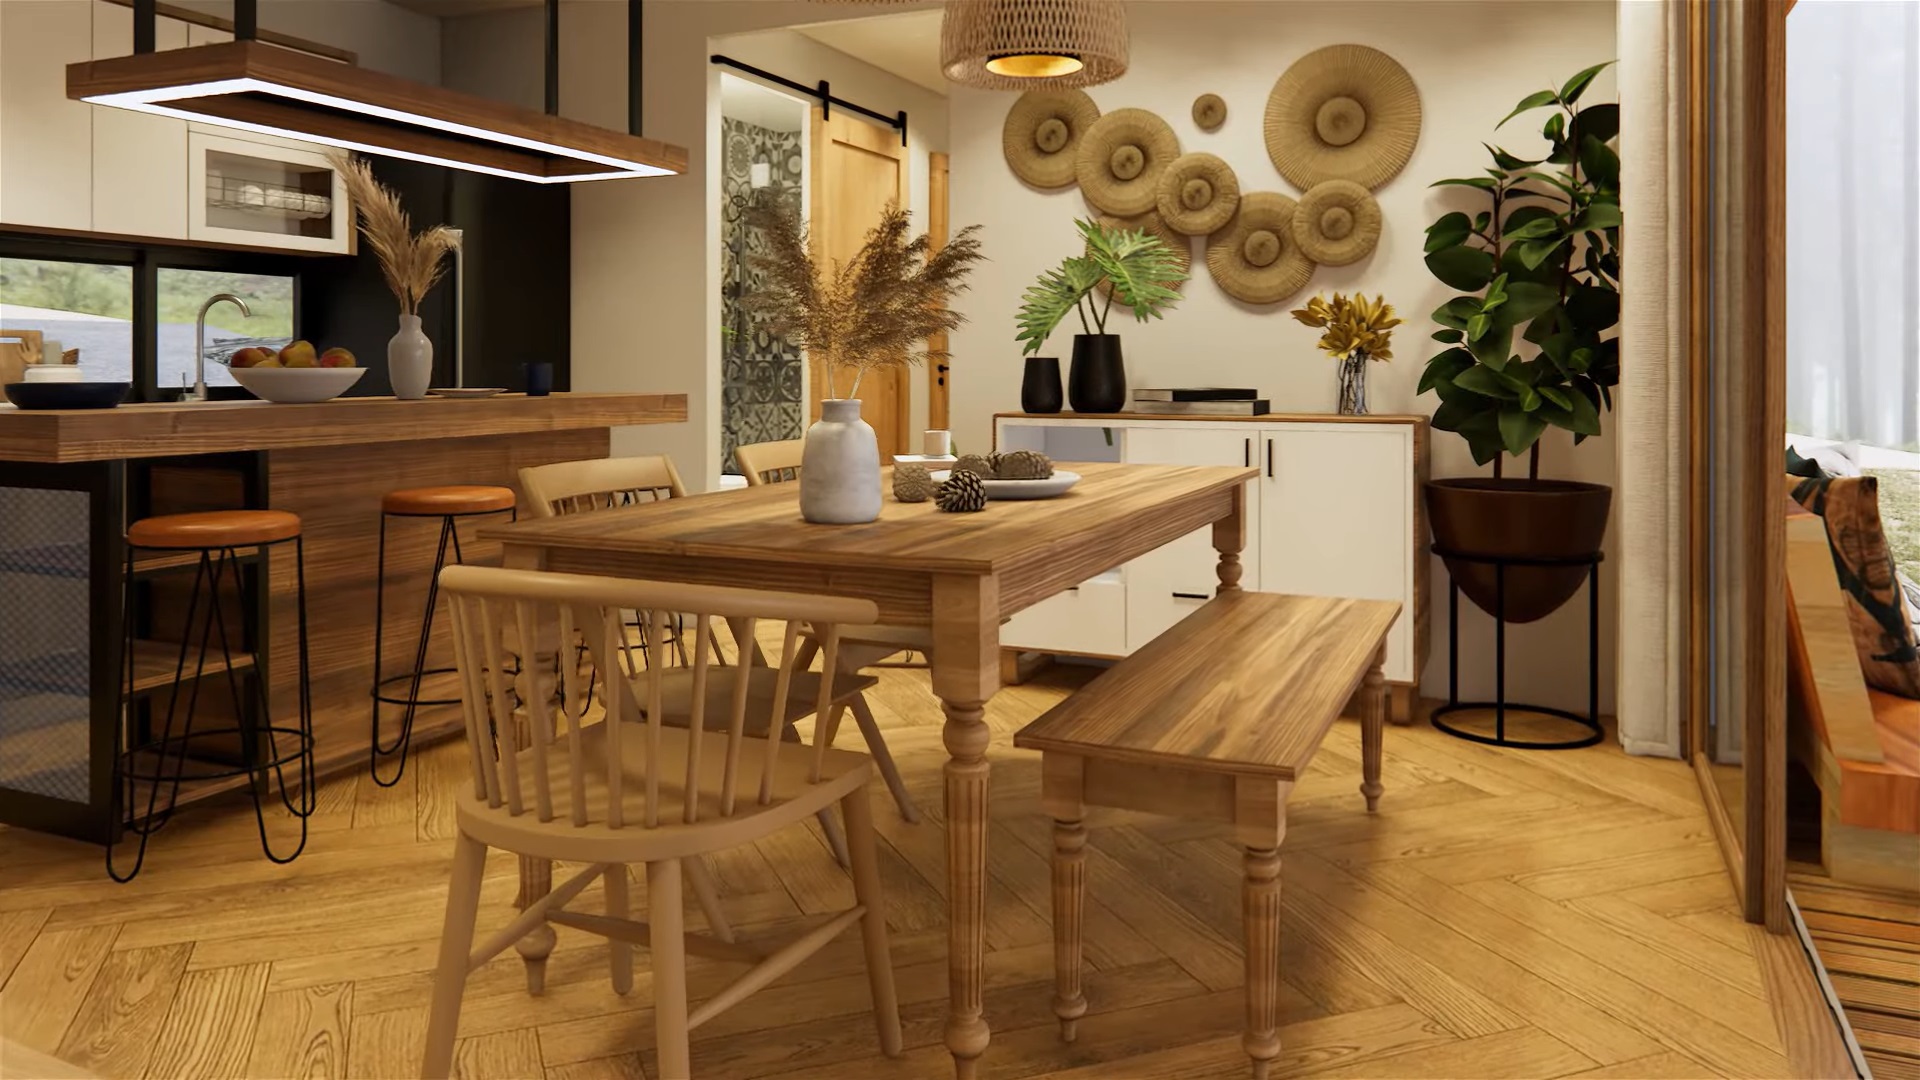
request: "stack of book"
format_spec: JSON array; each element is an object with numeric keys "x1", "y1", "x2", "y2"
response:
[{"x1": 1130, "y1": 388, "x2": 1270, "y2": 415}]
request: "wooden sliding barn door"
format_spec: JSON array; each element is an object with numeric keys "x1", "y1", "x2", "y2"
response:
[{"x1": 810, "y1": 108, "x2": 911, "y2": 457}]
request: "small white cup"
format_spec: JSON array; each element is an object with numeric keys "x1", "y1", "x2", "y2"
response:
[
  {"x1": 924, "y1": 430, "x2": 952, "y2": 457},
  {"x1": 24, "y1": 365, "x2": 84, "y2": 384}
]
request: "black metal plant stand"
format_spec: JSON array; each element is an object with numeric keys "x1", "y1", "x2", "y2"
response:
[{"x1": 1428, "y1": 546, "x2": 1605, "y2": 751}]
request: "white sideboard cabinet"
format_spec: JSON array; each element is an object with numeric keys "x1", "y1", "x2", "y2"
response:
[{"x1": 994, "y1": 412, "x2": 1430, "y2": 719}]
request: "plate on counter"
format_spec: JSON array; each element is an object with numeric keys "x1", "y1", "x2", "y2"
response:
[
  {"x1": 427, "y1": 387, "x2": 508, "y2": 399},
  {"x1": 930, "y1": 469, "x2": 1079, "y2": 500}
]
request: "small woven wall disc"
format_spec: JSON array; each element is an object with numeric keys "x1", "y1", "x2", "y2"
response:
[
  {"x1": 1205, "y1": 192, "x2": 1315, "y2": 305},
  {"x1": 1291, "y1": 179, "x2": 1382, "y2": 265},
  {"x1": 1095, "y1": 211, "x2": 1192, "y2": 297},
  {"x1": 1003, "y1": 89, "x2": 1101, "y2": 189},
  {"x1": 1074, "y1": 108, "x2": 1180, "y2": 216},
  {"x1": 1155, "y1": 152, "x2": 1240, "y2": 236},
  {"x1": 1192, "y1": 92, "x2": 1227, "y2": 131},
  {"x1": 1264, "y1": 44, "x2": 1422, "y2": 190}
]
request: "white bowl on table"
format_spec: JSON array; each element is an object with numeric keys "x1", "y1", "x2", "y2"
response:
[{"x1": 228, "y1": 366, "x2": 365, "y2": 403}]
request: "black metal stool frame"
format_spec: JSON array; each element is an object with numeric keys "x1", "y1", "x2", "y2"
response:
[
  {"x1": 110, "y1": 535, "x2": 315, "y2": 882},
  {"x1": 370, "y1": 503, "x2": 516, "y2": 786},
  {"x1": 1429, "y1": 545, "x2": 1605, "y2": 751}
]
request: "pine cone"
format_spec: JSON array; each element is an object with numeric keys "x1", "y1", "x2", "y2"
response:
[
  {"x1": 954, "y1": 453, "x2": 998, "y2": 480},
  {"x1": 893, "y1": 463, "x2": 936, "y2": 503},
  {"x1": 995, "y1": 449, "x2": 1054, "y2": 480},
  {"x1": 937, "y1": 470, "x2": 989, "y2": 513}
]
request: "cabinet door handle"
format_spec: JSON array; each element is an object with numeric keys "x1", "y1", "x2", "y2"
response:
[
  {"x1": 1266, "y1": 438, "x2": 1274, "y2": 479},
  {"x1": 1243, "y1": 437, "x2": 1251, "y2": 467},
  {"x1": 1172, "y1": 591, "x2": 1209, "y2": 601}
]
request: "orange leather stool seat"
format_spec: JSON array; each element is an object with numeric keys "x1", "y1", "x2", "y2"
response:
[
  {"x1": 127, "y1": 509, "x2": 302, "y2": 549},
  {"x1": 381, "y1": 485, "x2": 516, "y2": 517}
]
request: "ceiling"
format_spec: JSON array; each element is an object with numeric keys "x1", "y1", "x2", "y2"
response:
[
  {"x1": 794, "y1": 10, "x2": 946, "y2": 97},
  {"x1": 383, "y1": 0, "x2": 537, "y2": 16}
]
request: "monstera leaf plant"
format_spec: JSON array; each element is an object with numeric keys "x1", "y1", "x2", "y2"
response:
[
  {"x1": 1420, "y1": 62, "x2": 1621, "y2": 634},
  {"x1": 1016, "y1": 218, "x2": 1188, "y2": 412},
  {"x1": 1418, "y1": 61, "x2": 1620, "y2": 475}
]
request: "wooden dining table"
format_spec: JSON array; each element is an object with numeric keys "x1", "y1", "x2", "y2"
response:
[{"x1": 480, "y1": 459, "x2": 1258, "y2": 1077}]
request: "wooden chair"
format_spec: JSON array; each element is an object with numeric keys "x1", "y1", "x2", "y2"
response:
[
  {"x1": 734, "y1": 438, "x2": 805, "y2": 486},
  {"x1": 1014, "y1": 591, "x2": 1399, "y2": 1079},
  {"x1": 728, "y1": 441, "x2": 926, "y2": 822},
  {"x1": 422, "y1": 565, "x2": 902, "y2": 1079}
]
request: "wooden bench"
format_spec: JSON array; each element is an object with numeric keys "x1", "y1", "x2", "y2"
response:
[{"x1": 1013, "y1": 590, "x2": 1400, "y2": 1079}]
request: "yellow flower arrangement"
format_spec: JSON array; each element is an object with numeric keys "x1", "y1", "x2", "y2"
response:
[{"x1": 1289, "y1": 292, "x2": 1402, "y2": 361}]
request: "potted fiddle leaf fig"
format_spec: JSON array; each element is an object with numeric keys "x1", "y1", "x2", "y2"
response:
[
  {"x1": 1418, "y1": 61, "x2": 1619, "y2": 623},
  {"x1": 1016, "y1": 218, "x2": 1189, "y2": 413}
]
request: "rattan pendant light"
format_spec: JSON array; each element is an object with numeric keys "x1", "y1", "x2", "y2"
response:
[{"x1": 942, "y1": 0, "x2": 1129, "y2": 90}]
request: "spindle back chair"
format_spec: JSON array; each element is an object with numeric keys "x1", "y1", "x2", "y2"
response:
[{"x1": 734, "y1": 438, "x2": 804, "y2": 486}]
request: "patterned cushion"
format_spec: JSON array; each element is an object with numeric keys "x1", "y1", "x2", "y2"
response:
[{"x1": 1788, "y1": 472, "x2": 1920, "y2": 698}]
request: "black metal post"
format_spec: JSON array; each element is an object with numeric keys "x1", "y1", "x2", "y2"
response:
[
  {"x1": 1495, "y1": 562, "x2": 1506, "y2": 743},
  {"x1": 133, "y1": 0, "x2": 155, "y2": 53},
  {"x1": 232, "y1": 0, "x2": 257, "y2": 41},
  {"x1": 545, "y1": 0, "x2": 560, "y2": 117},
  {"x1": 1447, "y1": 578, "x2": 1459, "y2": 706},
  {"x1": 628, "y1": 0, "x2": 643, "y2": 137},
  {"x1": 1589, "y1": 561, "x2": 1601, "y2": 725}
]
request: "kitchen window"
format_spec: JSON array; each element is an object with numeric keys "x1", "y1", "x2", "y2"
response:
[
  {"x1": 0, "y1": 257, "x2": 135, "y2": 383},
  {"x1": 155, "y1": 268, "x2": 297, "y2": 392}
]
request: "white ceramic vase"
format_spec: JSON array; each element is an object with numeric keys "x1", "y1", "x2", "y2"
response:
[
  {"x1": 800, "y1": 398, "x2": 881, "y2": 524},
  {"x1": 388, "y1": 314, "x2": 432, "y2": 400}
]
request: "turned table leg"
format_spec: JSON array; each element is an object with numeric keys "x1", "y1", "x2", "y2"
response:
[
  {"x1": 933, "y1": 574, "x2": 1000, "y2": 1079},
  {"x1": 1050, "y1": 816, "x2": 1088, "y2": 1040},
  {"x1": 1213, "y1": 483, "x2": 1247, "y2": 595},
  {"x1": 1362, "y1": 647, "x2": 1386, "y2": 813},
  {"x1": 1242, "y1": 846, "x2": 1283, "y2": 1079}
]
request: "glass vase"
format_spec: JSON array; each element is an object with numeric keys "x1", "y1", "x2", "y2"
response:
[{"x1": 1336, "y1": 351, "x2": 1370, "y2": 416}]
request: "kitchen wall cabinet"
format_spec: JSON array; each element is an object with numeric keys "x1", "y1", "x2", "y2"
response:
[
  {"x1": 90, "y1": 1, "x2": 188, "y2": 240},
  {"x1": 0, "y1": 0, "x2": 94, "y2": 232},
  {"x1": 995, "y1": 412, "x2": 1430, "y2": 702},
  {"x1": 188, "y1": 131, "x2": 350, "y2": 254}
]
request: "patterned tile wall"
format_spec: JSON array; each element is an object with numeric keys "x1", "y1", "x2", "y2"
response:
[{"x1": 721, "y1": 116, "x2": 806, "y2": 474}]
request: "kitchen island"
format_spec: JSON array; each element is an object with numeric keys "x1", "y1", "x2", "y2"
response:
[{"x1": 0, "y1": 392, "x2": 686, "y2": 841}]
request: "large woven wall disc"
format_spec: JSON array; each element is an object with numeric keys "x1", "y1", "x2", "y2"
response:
[
  {"x1": 1074, "y1": 108, "x2": 1180, "y2": 216},
  {"x1": 1095, "y1": 211, "x2": 1192, "y2": 297},
  {"x1": 1291, "y1": 179, "x2": 1382, "y2": 265},
  {"x1": 1206, "y1": 192, "x2": 1315, "y2": 305},
  {"x1": 1003, "y1": 89, "x2": 1101, "y2": 189},
  {"x1": 1155, "y1": 153, "x2": 1240, "y2": 236},
  {"x1": 1264, "y1": 45, "x2": 1421, "y2": 190}
]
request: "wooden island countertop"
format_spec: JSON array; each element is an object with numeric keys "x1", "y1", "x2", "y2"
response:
[{"x1": 0, "y1": 391, "x2": 687, "y2": 463}]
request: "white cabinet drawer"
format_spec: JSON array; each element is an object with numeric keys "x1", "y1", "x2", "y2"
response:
[{"x1": 1002, "y1": 572, "x2": 1126, "y2": 657}]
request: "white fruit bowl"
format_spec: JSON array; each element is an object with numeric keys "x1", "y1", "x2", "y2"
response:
[{"x1": 229, "y1": 366, "x2": 365, "y2": 403}]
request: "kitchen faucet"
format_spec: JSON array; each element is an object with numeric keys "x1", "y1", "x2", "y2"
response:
[{"x1": 189, "y1": 293, "x2": 252, "y2": 401}]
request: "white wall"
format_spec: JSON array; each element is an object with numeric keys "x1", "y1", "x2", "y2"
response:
[
  {"x1": 442, "y1": 1, "x2": 947, "y2": 488},
  {"x1": 171, "y1": 0, "x2": 441, "y2": 82},
  {"x1": 946, "y1": 0, "x2": 1620, "y2": 714}
]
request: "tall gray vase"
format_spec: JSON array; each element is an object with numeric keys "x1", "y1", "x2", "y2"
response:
[
  {"x1": 388, "y1": 314, "x2": 432, "y2": 400},
  {"x1": 800, "y1": 398, "x2": 881, "y2": 524}
]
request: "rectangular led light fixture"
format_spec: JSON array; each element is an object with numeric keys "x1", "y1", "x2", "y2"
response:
[{"x1": 69, "y1": 42, "x2": 687, "y2": 184}]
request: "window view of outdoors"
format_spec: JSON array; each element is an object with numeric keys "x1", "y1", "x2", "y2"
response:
[
  {"x1": 156, "y1": 268, "x2": 295, "y2": 390},
  {"x1": 0, "y1": 258, "x2": 134, "y2": 383}
]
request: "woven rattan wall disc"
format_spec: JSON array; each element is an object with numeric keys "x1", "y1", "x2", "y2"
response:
[
  {"x1": 1074, "y1": 107, "x2": 1179, "y2": 216},
  {"x1": 1206, "y1": 191, "x2": 1314, "y2": 305},
  {"x1": 1192, "y1": 93, "x2": 1227, "y2": 131},
  {"x1": 1264, "y1": 44, "x2": 1421, "y2": 190},
  {"x1": 1291, "y1": 179, "x2": 1382, "y2": 265},
  {"x1": 1003, "y1": 90, "x2": 1101, "y2": 188},
  {"x1": 1155, "y1": 152, "x2": 1240, "y2": 235}
]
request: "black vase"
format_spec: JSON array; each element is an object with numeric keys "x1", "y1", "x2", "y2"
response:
[
  {"x1": 1021, "y1": 356, "x2": 1063, "y2": 413},
  {"x1": 1068, "y1": 334, "x2": 1126, "y2": 413}
]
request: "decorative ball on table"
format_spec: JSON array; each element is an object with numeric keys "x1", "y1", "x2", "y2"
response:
[
  {"x1": 954, "y1": 453, "x2": 999, "y2": 480},
  {"x1": 937, "y1": 470, "x2": 989, "y2": 513},
  {"x1": 893, "y1": 462, "x2": 937, "y2": 502},
  {"x1": 996, "y1": 449, "x2": 1055, "y2": 480}
]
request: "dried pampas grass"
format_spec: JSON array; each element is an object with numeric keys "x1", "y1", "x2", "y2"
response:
[{"x1": 329, "y1": 152, "x2": 459, "y2": 316}]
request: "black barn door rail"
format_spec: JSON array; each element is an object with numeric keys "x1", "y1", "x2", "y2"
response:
[{"x1": 710, "y1": 54, "x2": 909, "y2": 146}]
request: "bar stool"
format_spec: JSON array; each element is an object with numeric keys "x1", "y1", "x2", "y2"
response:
[
  {"x1": 370, "y1": 485, "x2": 516, "y2": 785},
  {"x1": 111, "y1": 510, "x2": 314, "y2": 882}
]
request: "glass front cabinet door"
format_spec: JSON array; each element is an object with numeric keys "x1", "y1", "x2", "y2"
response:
[{"x1": 188, "y1": 129, "x2": 350, "y2": 254}]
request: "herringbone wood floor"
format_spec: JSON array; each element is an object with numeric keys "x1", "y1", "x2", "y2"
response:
[{"x1": 0, "y1": 660, "x2": 1819, "y2": 1079}]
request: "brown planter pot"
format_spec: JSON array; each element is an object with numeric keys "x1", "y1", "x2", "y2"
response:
[{"x1": 1425, "y1": 478, "x2": 1611, "y2": 624}]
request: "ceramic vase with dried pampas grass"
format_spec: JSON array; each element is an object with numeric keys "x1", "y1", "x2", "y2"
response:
[{"x1": 330, "y1": 153, "x2": 459, "y2": 399}]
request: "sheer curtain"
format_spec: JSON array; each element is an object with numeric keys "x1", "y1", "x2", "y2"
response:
[{"x1": 1786, "y1": 0, "x2": 1920, "y2": 450}]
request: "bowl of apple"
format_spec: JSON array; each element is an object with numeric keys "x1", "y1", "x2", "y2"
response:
[{"x1": 226, "y1": 341, "x2": 365, "y2": 403}]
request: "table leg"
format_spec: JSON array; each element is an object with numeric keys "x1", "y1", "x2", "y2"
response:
[
  {"x1": 1362, "y1": 647, "x2": 1386, "y2": 813},
  {"x1": 1214, "y1": 483, "x2": 1247, "y2": 594},
  {"x1": 502, "y1": 543, "x2": 556, "y2": 993},
  {"x1": 1243, "y1": 846, "x2": 1282, "y2": 1080},
  {"x1": 932, "y1": 574, "x2": 1000, "y2": 1079},
  {"x1": 1050, "y1": 816, "x2": 1088, "y2": 1041}
]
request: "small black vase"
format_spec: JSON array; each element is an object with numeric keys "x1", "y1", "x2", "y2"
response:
[
  {"x1": 1068, "y1": 334, "x2": 1126, "y2": 413},
  {"x1": 1021, "y1": 356, "x2": 1063, "y2": 413}
]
